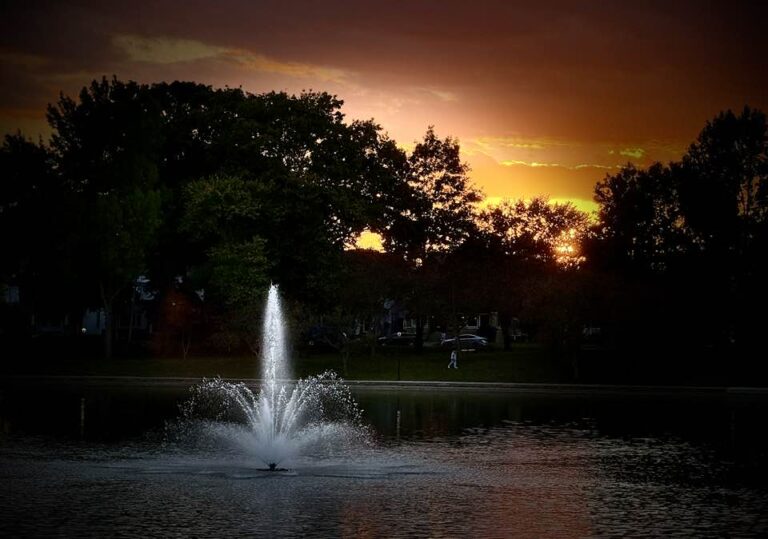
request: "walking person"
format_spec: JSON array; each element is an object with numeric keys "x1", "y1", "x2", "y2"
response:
[{"x1": 447, "y1": 349, "x2": 458, "y2": 369}]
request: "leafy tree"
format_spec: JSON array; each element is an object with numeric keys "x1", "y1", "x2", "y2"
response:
[
  {"x1": 680, "y1": 106, "x2": 768, "y2": 256},
  {"x1": 593, "y1": 163, "x2": 687, "y2": 273},
  {"x1": 0, "y1": 134, "x2": 73, "y2": 334},
  {"x1": 170, "y1": 90, "x2": 410, "y2": 310},
  {"x1": 46, "y1": 78, "x2": 164, "y2": 357},
  {"x1": 590, "y1": 106, "x2": 768, "y2": 368},
  {"x1": 180, "y1": 174, "x2": 270, "y2": 352},
  {"x1": 181, "y1": 175, "x2": 264, "y2": 248},
  {"x1": 383, "y1": 127, "x2": 482, "y2": 262},
  {"x1": 678, "y1": 106, "x2": 768, "y2": 351},
  {"x1": 378, "y1": 127, "x2": 482, "y2": 349},
  {"x1": 30, "y1": 79, "x2": 415, "y2": 356},
  {"x1": 480, "y1": 196, "x2": 591, "y2": 268}
]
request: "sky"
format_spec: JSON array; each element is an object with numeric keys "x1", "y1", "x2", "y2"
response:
[{"x1": 1, "y1": 0, "x2": 767, "y2": 213}]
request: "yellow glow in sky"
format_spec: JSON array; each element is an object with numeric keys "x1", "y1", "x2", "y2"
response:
[
  {"x1": 3, "y1": 1, "x2": 763, "y2": 213},
  {"x1": 481, "y1": 196, "x2": 598, "y2": 215},
  {"x1": 351, "y1": 229, "x2": 385, "y2": 252}
]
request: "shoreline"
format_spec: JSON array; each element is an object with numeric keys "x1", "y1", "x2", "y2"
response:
[{"x1": 3, "y1": 374, "x2": 767, "y2": 396}]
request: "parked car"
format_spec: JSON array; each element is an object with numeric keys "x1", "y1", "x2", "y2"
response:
[
  {"x1": 377, "y1": 332, "x2": 416, "y2": 347},
  {"x1": 440, "y1": 334, "x2": 489, "y2": 350}
]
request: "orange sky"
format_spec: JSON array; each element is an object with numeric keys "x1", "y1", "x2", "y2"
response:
[{"x1": 2, "y1": 1, "x2": 766, "y2": 212}]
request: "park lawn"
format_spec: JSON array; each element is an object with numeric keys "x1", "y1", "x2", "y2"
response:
[
  {"x1": 0, "y1": 344, "x2": 567, "y2": 383},
  {"x1": 296, "y1": 345, "x2": 566, "y2": 383}
]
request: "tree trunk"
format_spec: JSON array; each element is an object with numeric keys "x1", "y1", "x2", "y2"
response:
[
  {"x1": 414, "y1": 316, "x2": 424, "y2": 353},
  {"x1": 103, "y1": 304, "x2": 113, "y2": 359},
  {"x1": 100, "y1": 281, "x2": 114, "y2": 359},
  {"x1": 127, "y1": 291, "x2": 135, "y2": 343},
  {"x1": 453, "y1": 315, "x2": 461, "y2": 361},
  {"x1": 181, "y1": 330, "x2": 191, "y2": 359}
]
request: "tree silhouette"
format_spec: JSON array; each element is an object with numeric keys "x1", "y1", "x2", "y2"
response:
[
  {"x1": 46, "y1": 78, "x2": 164, "y2": 357},
  {"x1": 591, "y1": 106, "x2": 768, "y2": 377},
  {"x1": 679, "y1": 106, "x2": 768, "y2": 353},
  {"x1": 593, "y1": 162, "x2": 687, "y2": 273},
  {"x1": 480, "y1": 196, "x2": 590, "y2": 268},
  {"x1": 0, "y1": 134, "x2": 74, "y2": 336},
  {"x1": 680, "y1": 106, "x2": 768, "y2": 256},
  {"x1": 383, "y1": 127, "x2": 482, "y2": 263},
  {"x1": 3, "y1": 75, "x2": 768, "y2": 382}
]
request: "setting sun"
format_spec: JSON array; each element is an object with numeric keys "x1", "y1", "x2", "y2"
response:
[
  {"x1": 351, "y1": 229, "x2": 384, "y2": 252},
  {"x1": 553, "y1": 228, "x2": 585, "y2": 267}
]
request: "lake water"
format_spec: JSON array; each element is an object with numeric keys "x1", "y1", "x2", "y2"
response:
[{"x1": 1, "y1": 378, "x2": 767, "y2": 537}]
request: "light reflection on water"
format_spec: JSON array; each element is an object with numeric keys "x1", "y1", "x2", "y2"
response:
[{"x1": 0, "y1": 382, "x2": 766, "y2": 537}]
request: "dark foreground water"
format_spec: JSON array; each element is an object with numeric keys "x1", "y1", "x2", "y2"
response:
[{"x1": 1, "y1": 379, "x2": 767, "y2": 537}]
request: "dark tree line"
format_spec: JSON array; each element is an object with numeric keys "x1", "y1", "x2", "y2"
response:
[
  {"x1": 1, "y1": 77, "x2": 766, "y2": 383},
  {"x1": 0, "y1": 78, "x2": 481, "y2": 358},
  {"x1": 585, "y1": 107, "x2": 768, "y2": 382}
]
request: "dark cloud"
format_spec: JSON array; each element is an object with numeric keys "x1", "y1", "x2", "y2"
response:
[{"x1": 1, "y1": 0, "x2": 766, "y2": 200}]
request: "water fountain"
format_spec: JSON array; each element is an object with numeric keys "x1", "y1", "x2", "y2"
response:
[
  {"x1": 179, "y1": 285, "x2": 367, "y2": 470},
  {"x1": 5, "y1": 285, "x2": 768, "y2": 536}
]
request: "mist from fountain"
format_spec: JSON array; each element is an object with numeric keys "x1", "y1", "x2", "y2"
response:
[{"x1": 177, "y1": 285, "x2": 367, "y2": 470}]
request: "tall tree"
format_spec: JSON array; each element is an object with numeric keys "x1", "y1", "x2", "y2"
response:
[
  {"x1": 593, "y1": 162, "x2": 687, "y2": 273},
  {"x1": 0, "y1": 134, "x2": 72, "y2": 333},
  {"x1": 680, "y1": 106, "x2": 768, "y2": 257},
  {"x1": 169, "y1": 89, "x2": 409, "y2": 307},
  {"x1": 378, "y1": 127, "x2": 482, "y2": 349},
  {"x1": 590, "y1": 106, "x2": 768, "y2": 363},
  {"x1": 383, "y1": 127, "x2": 482, "y2": 263},
  {"x1": 678, "y1": 106, "x2": 768, "y2": 350},
  {"x1": 46, "y1": 78, "x2": 164, "y2": 357},
  {"x1": 180, "y1": 174, "x2": 271, "y2": 352}
]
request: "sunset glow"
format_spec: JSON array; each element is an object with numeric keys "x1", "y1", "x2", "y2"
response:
[
  {"x1": 351, "y1": 230, "x2": 384, "y2": 252},
  {"x1": 2, "y1": 1, "x2": 765, "y2": 209},
  {"x1": 553, "y1": 228, "x2": 585, "y2": 267}
]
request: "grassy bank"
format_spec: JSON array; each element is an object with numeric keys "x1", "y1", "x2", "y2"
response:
[
  {"x1": 0, "y1": 344, "x2": 570, "y2": 383},
  {"x1": 5, "y1": 343, "x2": 757, "y2": 386},
  {"x1": 296, "y1": 344, "x2": 566, "y2": 383}
]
